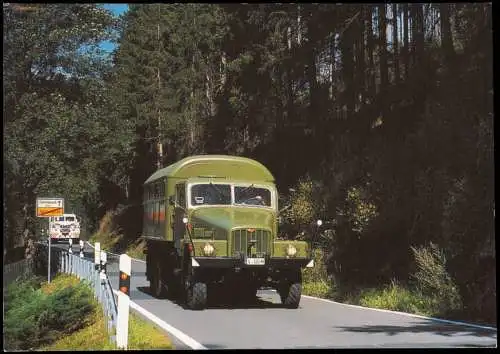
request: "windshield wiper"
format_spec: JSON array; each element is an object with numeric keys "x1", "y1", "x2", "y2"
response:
[
  {"x1": 237, "y1": 184, "x2": 255, "y2": 195},
  {"x1": 209, "y1": 182, "x2": 229, "y2": 202}
]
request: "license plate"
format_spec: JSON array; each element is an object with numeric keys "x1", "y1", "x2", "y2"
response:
[{"x1": 245, "y1": 258, "x2": 265, "y2": 265}]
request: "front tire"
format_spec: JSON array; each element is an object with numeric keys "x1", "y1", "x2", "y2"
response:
[
  {"x1": 279, "y1": 282, "x2": 302, "y2": 309},
  {"x1": 186, "y1": 282, "x2": 208, "y2": 310}
]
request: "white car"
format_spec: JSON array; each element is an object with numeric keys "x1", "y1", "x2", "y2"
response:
[{"x1": 49, "y1": 214, "x2": 81, "y2": 243}]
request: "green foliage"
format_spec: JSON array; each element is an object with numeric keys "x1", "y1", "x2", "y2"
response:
[
  {"x1": 358, "y1": 280, "x2": 435, "y2": 316},
  {"x1": 4, "y1": 274, "x2": 95, "y2": 351},
  {"x1": 302, "y1": 248, "x2": 335, "y2": 298},
  {"x1": 344, "y1": 185, "x2": 378, "y2": 234},
  {"x1": 411, "y1": 243, "x2": 462, "y2": 314}
]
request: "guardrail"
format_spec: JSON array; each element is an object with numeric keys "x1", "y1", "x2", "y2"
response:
[{"x1": 59, "y1": 250, "x2": 118, "y2": 342}]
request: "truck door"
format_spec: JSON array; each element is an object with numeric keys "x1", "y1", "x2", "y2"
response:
[{"x1": 174, "y1": 183, "x2": 186, "y2": 251}]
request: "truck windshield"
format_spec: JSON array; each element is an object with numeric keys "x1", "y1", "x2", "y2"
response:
[
  {"x1": 234, "y1": 185, "x2": 272, "y2": 207},
  {"x1": 191, "y1": 184, "x2": 231, "y2": 206},
  {"x1": 66, "y1": 217, "x2": 75, "y2": 221}
]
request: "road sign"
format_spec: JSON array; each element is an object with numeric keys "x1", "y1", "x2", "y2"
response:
[{"x1": 36, "y1": 197, "x2": 64, "y2": 217}]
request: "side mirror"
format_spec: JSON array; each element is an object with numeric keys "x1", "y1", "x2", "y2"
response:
[{"x1": 168, "y1": 195, "x2": 175, "y2": 206}]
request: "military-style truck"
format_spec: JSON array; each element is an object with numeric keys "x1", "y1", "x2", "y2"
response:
[{"x1": 142, "y1": 155, "x2": 315, "y2": 310}]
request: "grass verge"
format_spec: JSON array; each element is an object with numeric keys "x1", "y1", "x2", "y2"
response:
[
  {"x1": 42, "y1": 307, "x2": 174, "y2": 350},
  {"x1": 4, "y1": 273, "x2": 173, "y2": 351}
]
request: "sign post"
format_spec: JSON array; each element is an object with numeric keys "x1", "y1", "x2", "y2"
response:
[
  {"x1": 48, "y1": 235, "x2": 51, "y2": 283},
  {"x1": 36, "y1": 197, "x2": 64, "y2": 284}
]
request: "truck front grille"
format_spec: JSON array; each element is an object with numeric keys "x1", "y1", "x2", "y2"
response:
[{"x1": 232, "y1": 229, "x2": 270, "y2": 256}]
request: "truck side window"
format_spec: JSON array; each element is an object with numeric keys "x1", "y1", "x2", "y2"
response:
[{"x1": 176, "y1": 183, "x2": 186, "y2": 207}]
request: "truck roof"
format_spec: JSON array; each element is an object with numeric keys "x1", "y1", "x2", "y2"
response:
[{"x1": 144, "y1": 155, "x2": 275, "y2": 185}]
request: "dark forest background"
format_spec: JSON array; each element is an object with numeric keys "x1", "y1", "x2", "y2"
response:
[{"x1": 4, "y1": 4, "x2": 494, "y2": 323}]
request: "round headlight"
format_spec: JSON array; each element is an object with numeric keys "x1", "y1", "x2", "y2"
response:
[
  {"x1": 203, "y1": 243, "x2": 215, "y2": 256},
  {"x1": 286, "y1": 244, "x2": 297, "y2": 257}
]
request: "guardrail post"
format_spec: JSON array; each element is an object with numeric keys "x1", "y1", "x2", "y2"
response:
[
  {"x1": 79, "y1": 240, "x2": 84, "y2": 258},
  {"x1": 94, "y1": 242, "x2": 101, "y2": 271},
  {"x1": 116, "y1": 254, "x2": 131, "y2": 350}
]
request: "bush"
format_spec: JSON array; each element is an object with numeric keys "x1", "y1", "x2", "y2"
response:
[
  {"x1": 358, "y1": 280, "x2": 435, "y2": 316},
  {"x1": 302, "y1": 248, "x2": 335, "y2": 298},
  {"x1": 411, "y1": 242, "x2": 462, "y2": 315},
  {"x1": 4, "y1": 274, "x2": 96, "y2": 350}
]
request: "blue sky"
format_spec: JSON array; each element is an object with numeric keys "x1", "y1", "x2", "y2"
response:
[{"x1": 100, "y1": 4, "x2": 129, "y2": 52}]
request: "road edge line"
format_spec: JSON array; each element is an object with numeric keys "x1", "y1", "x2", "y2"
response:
[
  {"x1": 86, "y1": 241, "x2": 146, "y2": 263},
  {"x1": 298, "y1": 293, "x2": 497, "y2": 331},
  {"x1": 112, "y1": 289, "x2": 207, "y2": 350}
]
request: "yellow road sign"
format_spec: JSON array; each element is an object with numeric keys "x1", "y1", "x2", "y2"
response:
[{"x1": 36, "y1": 198, "x2": 64, "y2": 217}]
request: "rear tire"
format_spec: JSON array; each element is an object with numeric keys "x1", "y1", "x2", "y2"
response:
[
  {"x1": 151, "y1": 262, "x2": 166, "y2": 298},
  {"x1": 186, "y1": 282, "x2": 207, "y2": 310},
  {"x1": 279, "y1": 282, "x2": 302, "y2": 309}
]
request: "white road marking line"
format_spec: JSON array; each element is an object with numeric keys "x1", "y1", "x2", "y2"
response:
[
  {"x1": 297, "y1": 293, "x2": 497, "y2": 332},
  {"x1": 85, "y1": 241, "x2": 146, "y2": 263},
  {"x1": 112, "y1": 289, "x2": 207, "y2": 350}
]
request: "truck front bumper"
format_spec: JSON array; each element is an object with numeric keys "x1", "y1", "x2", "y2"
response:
[{"x1": 191, "y1": 256, "x2": 314, "y2": 269}]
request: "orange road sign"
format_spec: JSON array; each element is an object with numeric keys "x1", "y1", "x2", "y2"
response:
[{"x1": 36, "y1": 198, "x2": 64, "y2": 217}]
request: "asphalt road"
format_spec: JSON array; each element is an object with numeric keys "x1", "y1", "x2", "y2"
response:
[{"x1": 53, "y1": 242, "x2": 497, "y2": 349}]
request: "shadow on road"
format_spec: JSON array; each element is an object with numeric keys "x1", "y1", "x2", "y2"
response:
[
  {"x1": 135, "y1": 285, "x2": 286, "y2": 310},
  {"x1": 337, "y1": 322, "x2": 497, "y2": 339}
]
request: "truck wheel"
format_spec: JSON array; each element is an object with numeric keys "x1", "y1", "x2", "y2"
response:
[
  {"x1": 279, "y1": 282, "x2": 302, "y2": 309},
  {"x1": 186, "y1": 282, "x2": 207, "y2": 310},
  {"x1": 151, "y1": 263, "x2": 166, "y2": 298}
]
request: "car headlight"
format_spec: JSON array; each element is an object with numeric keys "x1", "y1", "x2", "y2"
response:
[
  {"x1": 286, "y1": 244, "x2": 297, "y2": 257},
  {"x1": 203, "y1": 242, "x2": 215, "y2": 256}
]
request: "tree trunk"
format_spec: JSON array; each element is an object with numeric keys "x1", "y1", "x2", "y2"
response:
[
  {"x1": 355, "y1": 7, "x2": 365, "y2": 110},
  {"x1": 341, "y1": 26, "x2": 355, "y2": 117},
  {"x1": 403, "y1": 4, "x2": 409, "y2": 80},
  {"x1": 366, "y1": 6, "x2": 375, "y2": 101},
  {"x1": 392, "y1": 4, "x2": 400, "y2": 85},
  {"x1": 439, "y1": 3, "x2": 455, "y2": 64},
  {"x1": 378, "y1": 4, "x2": 388, "y2": 95}
]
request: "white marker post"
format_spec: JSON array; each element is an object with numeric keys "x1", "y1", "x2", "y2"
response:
[
  {"x1": 68, "y1": 238, "x2": 73, "y2": 254},
  {"x1": 117, "y1": 254, "x2": 131, "y2": 350},
  {"x1": 100, "y1": 251, "x2": 107, "y2": 283},
  {"x1": 94, "y1": 242, "x2": 101, "y2": 271},
  {"x1": 79, "y1": 240, "x2": 84, "y2": 258}
]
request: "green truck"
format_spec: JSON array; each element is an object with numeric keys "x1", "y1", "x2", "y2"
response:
[{"x1": 143, "y1": 155, "x2": 315, "y2": 310}]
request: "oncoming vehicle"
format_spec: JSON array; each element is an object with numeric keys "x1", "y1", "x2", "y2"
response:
[
  {"x1": 142, "y1": 155, "x2": 315, "y2": 310},
  {"x1": 49, "y1": 214, "x2": 81, "y2": 243}
]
